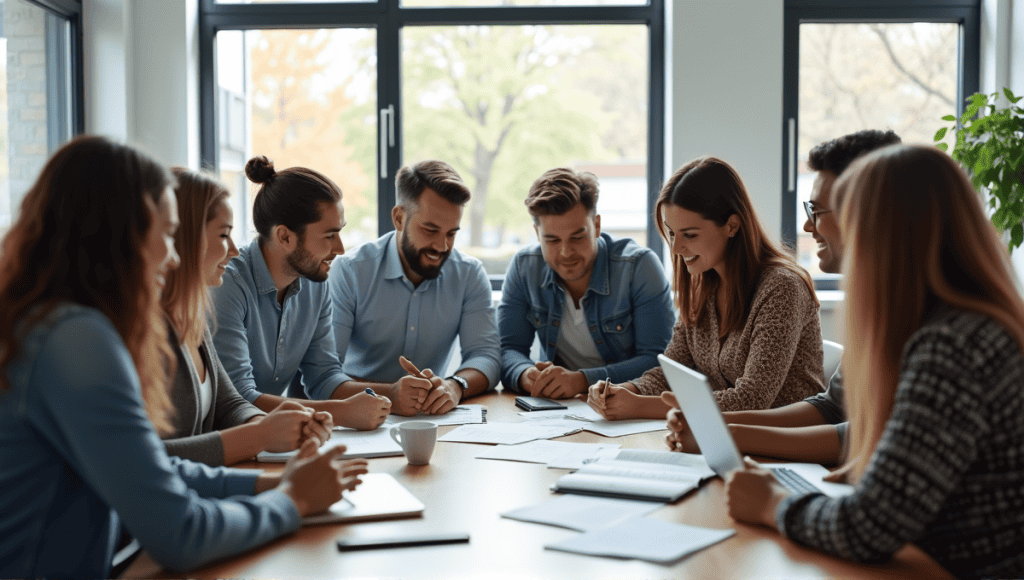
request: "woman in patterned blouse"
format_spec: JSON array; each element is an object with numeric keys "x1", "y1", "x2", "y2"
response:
[
  {"x1": 587, "y1": 156, "x2": 824, "y2": 420},
  {"x1": 726, "y1": 144, "x2": 1024, "y2": 579}
]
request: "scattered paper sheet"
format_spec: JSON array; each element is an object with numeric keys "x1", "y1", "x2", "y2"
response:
[
  {"x1": 386, "y1": 404, "x2": 486, "y2": 427},
  {"x1": 474, "y1": 440, "x2": 621, "y2": 469},
  {"x1": 439, "y1": 422, "x2": 580, "y2": 445},
  {"x1": 519, "y1": 400, "x2": 668, "y2": 437},
  {"x1": 544, "y1": 517, "x2": 735, "y2": 564},
  {"x1": 502, "y1": 495, "x2": 661, "y2": 532}
]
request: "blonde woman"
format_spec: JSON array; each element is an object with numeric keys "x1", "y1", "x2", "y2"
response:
[
  {"x1": 727, "y1": 144, "x2": 1024, "y2": 579},
  {"x1": 588, "y1": 157, "x2": 824, "y2": 420},
  {"x1": 161, "y1": 168, "x2": 333, "y2": 466}
]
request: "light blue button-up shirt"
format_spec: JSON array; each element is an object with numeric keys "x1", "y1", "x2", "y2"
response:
[
  {"x1": 0, "y1": 305, "x2": 299, "y2": 577},
  {"x1": 211, "y1": 241, "x2": 347, "y2": 402},
  {"x1": 328, "y1": 231, "x2": 500, "y2": 388}
]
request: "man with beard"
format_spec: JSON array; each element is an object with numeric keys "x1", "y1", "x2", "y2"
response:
[
  {"x1": 499, "y1": 168, "x2": 674, "y2": 399},
  {"x1": 327, "y1": 160, "x2": 499, "y2": 416},
  {"x1": 210, "y1": 156, "x2": 392, "y2": 431}
]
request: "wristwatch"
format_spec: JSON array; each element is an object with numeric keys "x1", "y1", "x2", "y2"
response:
[{"x1": 446, "y1": 375, "x2": 469, "y2": 391}]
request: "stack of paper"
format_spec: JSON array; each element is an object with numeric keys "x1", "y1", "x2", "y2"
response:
[{"x1": 544, "y1": 517, "x2": 734, "y2": 564}]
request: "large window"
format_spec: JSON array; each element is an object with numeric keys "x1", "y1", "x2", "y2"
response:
[
  {"x1": 200, "y1": 0, "x2": 665, "y2": 281},
  {"x1": 0, "y1": 0, "x2": 82, "y2": 234},
  {"x1": 782, "y1": 0, "x2": 979, "y2": 286}
]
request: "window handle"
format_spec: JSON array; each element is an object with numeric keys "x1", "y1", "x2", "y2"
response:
[
  {"x1": 788, "y1": 117, "x2": 796, "y2": 193},
  {"x1": 379, "y1": 104, "x2": 394, "y2": 178}
]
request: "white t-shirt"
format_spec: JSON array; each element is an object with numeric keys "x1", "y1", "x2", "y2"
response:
[
  {"x1": 197, "y1": 362, "x2": 214, "y2": 423},
  {"x1": 555, "y1": 290, "x2": 605, "y2": 371}
]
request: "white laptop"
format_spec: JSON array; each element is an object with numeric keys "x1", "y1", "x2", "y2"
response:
[{"x1": 657, "y1": 354, "x2": 853, "y2": 497}]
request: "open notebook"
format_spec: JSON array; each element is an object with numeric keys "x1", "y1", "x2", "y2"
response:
[{"x1": 303, "y1": 473, "x2": 425, "y2": 526}]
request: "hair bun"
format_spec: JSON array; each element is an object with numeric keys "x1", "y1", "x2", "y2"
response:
[{"x1": 245, "y1": 155, "x2": 276, "y2": 184}]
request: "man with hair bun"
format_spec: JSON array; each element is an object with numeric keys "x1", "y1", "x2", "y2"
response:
[
  {"x1": 210, "y1": 155, "x2": 392, "y2": 431},
  {"x1": 498, "y1": 167, "x2": 674, "y2": 399},
  {"x1": 327, "y1": 160, "x2": 499, "y2": 416}
]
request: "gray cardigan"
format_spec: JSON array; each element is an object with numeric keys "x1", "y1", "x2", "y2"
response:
[{"x1": 162, "y1": 321, "x2": 265, "y2": 465}]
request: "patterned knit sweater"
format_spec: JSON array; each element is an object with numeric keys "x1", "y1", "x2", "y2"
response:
[
  {"x1": 777, "y1": 308, "x2": 1024, "y2": 579},
  {"x1": 633, "y1": 265, "x2": 825, "y2": 410}
]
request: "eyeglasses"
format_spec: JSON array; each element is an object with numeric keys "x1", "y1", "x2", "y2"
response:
[{"x1": 803, "y1": 201, "x2": 832, "y2": 225}]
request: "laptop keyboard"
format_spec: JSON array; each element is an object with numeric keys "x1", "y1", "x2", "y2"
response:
[{"x1": 771, "y1": 467, "x2": 820, "y2": 495}]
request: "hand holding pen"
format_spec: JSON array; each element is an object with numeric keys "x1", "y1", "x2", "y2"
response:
[
  {"x1": 399, "y1": 356, "x2": 458, "y2": 415},
  {"x1": 391, "y1": 356, "x2": 440, "y2": 416}
]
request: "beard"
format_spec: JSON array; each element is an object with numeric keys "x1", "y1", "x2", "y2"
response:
[
  {"x1": 401, "y1": 233, "x2": 449, "y2": 280},
  {"x1": 286, "y1": 238, "x2": 328, "y2": 282}
]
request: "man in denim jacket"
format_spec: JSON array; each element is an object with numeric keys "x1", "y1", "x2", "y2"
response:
[{"x1": 498, "y1": 168, "x2": 675, "y2": 398}]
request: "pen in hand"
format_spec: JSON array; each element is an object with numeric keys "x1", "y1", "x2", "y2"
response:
[{"x1": 398, "y1": 355, "x2": 427, "y2": 379}]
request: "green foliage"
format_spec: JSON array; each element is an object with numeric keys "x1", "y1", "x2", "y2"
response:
[{"x1": 936, "y1": 88, "x2": 1024, "y2": 252}]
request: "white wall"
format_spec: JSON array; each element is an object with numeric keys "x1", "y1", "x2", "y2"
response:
[
  {"x1": 670, "y1": 0, "x2": 784, "y2": 243},
  {"x1": 83, "y1": 0, "x2": 199, "y2": 168}
]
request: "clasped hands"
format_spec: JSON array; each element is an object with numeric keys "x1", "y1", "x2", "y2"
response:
[
  {"x1": 389, "y1": 356, "x2": 461, "y2": 416},
  {"x1": 258, "y1": 400, "x2": 334, "y2": 452},
  {"x1": 519, "y1": 361, "x2": 588, "y2": 399}
]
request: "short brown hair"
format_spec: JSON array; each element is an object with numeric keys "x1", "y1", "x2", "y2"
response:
[
  {"x1": 524, "y1": 167, "x2": 599, "y2": 223},
  {"x1": 396, "y1": 160, "x2": 471, "y2": 207}
]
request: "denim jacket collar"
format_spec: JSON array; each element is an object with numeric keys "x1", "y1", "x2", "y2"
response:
[{"x1": 541, "y1": 234, "x2": 612, "y2": 298}]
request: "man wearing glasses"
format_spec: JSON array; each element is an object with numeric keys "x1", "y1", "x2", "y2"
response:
[{"x1": 666, "y1": 129, "x2": 901, "y2": 464}]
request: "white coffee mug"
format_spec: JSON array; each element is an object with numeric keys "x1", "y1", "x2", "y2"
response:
[{"x1": 390, "y1": 421, "x2": 437, "y2": 465}]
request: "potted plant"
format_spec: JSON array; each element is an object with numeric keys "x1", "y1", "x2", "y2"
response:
[{"x1": 935, "y1": 88, "x2": 1024, "y2": 252}]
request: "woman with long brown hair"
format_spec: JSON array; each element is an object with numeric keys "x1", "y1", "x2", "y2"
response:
[
  {"x1": 0, "y1": 136, "x2": 367, "y2": 577},
  {"x1": 160, "y1": 168, "x2": 334, "y2": 466},
  {"x1": 588, "y1": 156, "x2": 824, "y2": 419},
  {"x1": 727, "y1": 144, "x2": 1024, "y2": 579}
]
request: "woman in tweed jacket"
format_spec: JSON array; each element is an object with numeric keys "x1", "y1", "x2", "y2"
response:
[
  {"x1": 727, "y1": 145, "x2": 1024, "y2": 579},
  {"x1": 160, "y1": 168, "x2": 333, "y2": 466},
  {"x1": 588, "y1": 157, "x2": 824, "y2": 420}
]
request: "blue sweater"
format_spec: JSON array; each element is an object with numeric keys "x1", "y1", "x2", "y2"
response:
[{"x1": 0, "y1": 305, "x2": 301, "y2": 577}]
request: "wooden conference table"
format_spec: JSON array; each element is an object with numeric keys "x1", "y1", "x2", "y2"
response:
[{"x1": 124, "y1": 391, "x2": 951, "y2": 579}]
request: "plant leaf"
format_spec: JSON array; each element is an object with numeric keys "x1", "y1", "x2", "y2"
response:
[
  {"x1": 1004, "y1": 87, "x2": 1022, "y2": 104},
  {"x1": 934, "y1": 127, "x2": 948, "y2": 141},
  {"x1": 937, "y1": 143, "x2": 949, "y2": 152},
  {"x1": 942, "y1": 114, "x2": 956, "y2": 122},
  {"x1": 1012, "y1": 223, "x2": 1024, "y2": 252}
]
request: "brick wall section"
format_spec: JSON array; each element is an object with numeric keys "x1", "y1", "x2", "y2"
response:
[{"x1": 4, "y1": 0, "x2": 48, "y2": 224}]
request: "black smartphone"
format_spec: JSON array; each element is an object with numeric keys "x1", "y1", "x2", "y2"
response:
[
  {"x1": 336, "y1": 532, "x2": 470, "y2": 551},
  {"x1": 514, "y1": 396, "x2": 568, "y2": 412}
]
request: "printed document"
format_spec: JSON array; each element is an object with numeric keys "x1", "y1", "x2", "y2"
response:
[
  {"x1": 502, "y1": 495, "x2": 661, "y2": 532},
  {"x1": 544, "y1": 517, "x2": 734, "y2": 564},
  {"x1": 475, "y1": 440, "x2": 621, "y2": 469}
]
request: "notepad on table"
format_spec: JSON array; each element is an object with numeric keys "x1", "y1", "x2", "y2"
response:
[
  {"x1": 257, "y1": 426, "x2": 403, "y2": 462},
  {"x1": 551, "y1": 451, "x2": 715, "y2": 502},
  {"x1": 303, "y1": 473, "x2": 424, "y2": 526}
]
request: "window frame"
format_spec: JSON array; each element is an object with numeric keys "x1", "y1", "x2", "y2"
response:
[
  {"x1": 198, "y1": 0, "x2": 666, "y2": 289},
  {"x1": 21, "y1": 0, "x2": 84, "y2": 148},
  {"x1": 782, "y1": 0, "x2": 980, "y2": 290}
]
